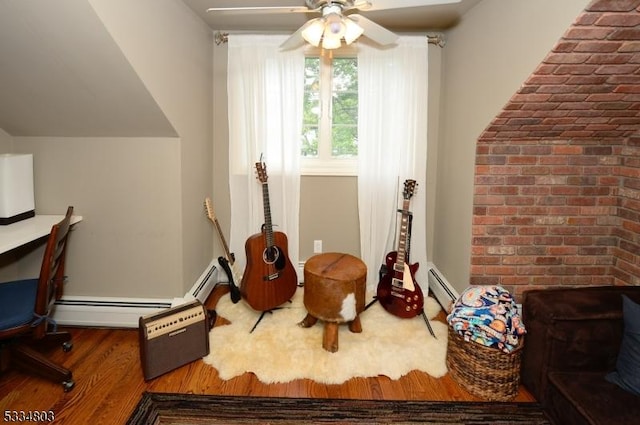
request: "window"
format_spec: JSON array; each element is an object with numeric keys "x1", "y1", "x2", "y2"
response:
[{"x1": 301, "y1": 51, "x2": 358, "y2": 175}]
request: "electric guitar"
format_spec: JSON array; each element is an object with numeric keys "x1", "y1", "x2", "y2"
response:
[
  {"x1": 240, "y1": 161, "x2": 297, "y2": 312},
  {"x1": 204, "y1": 197, "x2": 241, "y2": 303},
  {"x1": 376, "y1": 179, "x2": 424, "y2": 319}
]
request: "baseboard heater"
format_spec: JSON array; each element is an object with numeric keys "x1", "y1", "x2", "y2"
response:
[
  {"x1": 426, "y1": 263, "x2": 459, "y2": 313},
  {"x1": 53, "y1": 260, "x2": 219, "y2": 328},
  {"x1": 187, "y1": 260, "x2": 219, "y2": 304}
]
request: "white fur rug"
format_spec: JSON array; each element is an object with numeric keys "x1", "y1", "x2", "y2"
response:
[{"x1": 203, "y1": 288, "x2": 448, "y2": 384}]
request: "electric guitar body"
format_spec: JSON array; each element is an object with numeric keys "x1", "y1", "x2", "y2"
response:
[
  {"x1": 240, "y1": 161, "x2": 297, "y2": 312},
  {"x1": 377, "y1": 179, "x2": 424, "y2": 319},
  {"x1": 377, "y1": 251, "x2": 424, "y2": 319}
]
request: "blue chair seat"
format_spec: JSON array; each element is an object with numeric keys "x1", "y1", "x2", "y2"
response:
[{"x1": 0, "y1": 278, "x2": 38, "y2": 330}]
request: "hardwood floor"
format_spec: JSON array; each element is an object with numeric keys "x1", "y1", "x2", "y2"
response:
[{"x1": 0, "y1": 286, "x2": 535, "y2": 424}]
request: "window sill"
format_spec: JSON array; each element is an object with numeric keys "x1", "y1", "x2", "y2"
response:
[{"x1": 301, "y1": 159, "x2": 357, "y2": 176}]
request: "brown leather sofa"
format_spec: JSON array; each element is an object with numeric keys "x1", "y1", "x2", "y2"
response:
[{"x1": 521, "y1": 286, "x2": 640, "y2": 425}]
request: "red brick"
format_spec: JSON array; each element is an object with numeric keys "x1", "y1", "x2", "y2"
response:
[
  {"x1": 596, "y1": 13, "x2": 640, "y2": 27},
  {"x1": 549, "y1": 93, "x2": 590, "y2": 102},
  {"x1": 472, "y1": 214, "x2": 495, "y2": 226},
  {"x1": 564, "y1": 27, "x2": 615, "y2": 40},
  {"x1": 619, "y1": 41, "x2": 640, "y2": 52},
  {"x1": 554, "y1": 64, "x2": 600, "y2": 74},
  {"x1": 610, "y1": 28, "x2": 640, "y2": 40},
  {"x1": 546, "y1": 52, "x2": 591, "y2": 64},
  {"x1": 596, "y1": 64, "x2": 640, "y2": 75},
  {"x1": 519, "y1": 227, "x2": 548, "y2": 236},
  {"x1": 587, "y1": 0, "x2": 640, "y2": 13},
  {"x1": 567, "y1": 75, "x2": 610, "y2": 84}
]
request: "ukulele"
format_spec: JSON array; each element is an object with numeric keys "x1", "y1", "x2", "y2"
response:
[
  {"x1": 376, "y1": 179, "x2": 424, "y2": 319},
  {"x1": 204, "y1": 197, "x2": 242, "y2": 303},
  {"x1": 240, "y1": 161, "x2": 297, "y2": 312}
]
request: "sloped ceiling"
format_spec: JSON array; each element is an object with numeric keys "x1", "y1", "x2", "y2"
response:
[
  {"x1": 0, "y1": 0, "x2": 480, "y2": 138},
  {"x1": 479, "y1": 0, "x2": 640, "y2": 142},
  {"x1": 0, "y1": 0, "x2": 176, "y2": 137}
]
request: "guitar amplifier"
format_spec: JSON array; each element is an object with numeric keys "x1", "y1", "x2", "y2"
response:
[{"x1": 138, "y1": 300, "x2": 210, "y2": 380}]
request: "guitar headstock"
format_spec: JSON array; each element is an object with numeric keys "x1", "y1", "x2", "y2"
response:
[
  {"x1": 204, "y1": 197, "x2": 216, "y2": 222},
  {"x1": 403, "y1": 179, "x2": 417, "y2": 200},
  {"x1": 255, "y1": 161, "x2": 268, "y2": 183}
]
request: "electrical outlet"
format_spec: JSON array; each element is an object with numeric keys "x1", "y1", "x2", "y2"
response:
[{"x1": 313, "y1": 240, "x2": 322, "y2": 253}]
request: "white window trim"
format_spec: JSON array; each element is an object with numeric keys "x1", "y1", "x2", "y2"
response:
[{"x1": 301, "y1": 157, "x2": 358, "y2": 176}]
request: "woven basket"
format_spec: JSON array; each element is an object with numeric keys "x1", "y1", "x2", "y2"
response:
[{"x1": 446, "y1": 327, "x2": 523, "y2": 401}]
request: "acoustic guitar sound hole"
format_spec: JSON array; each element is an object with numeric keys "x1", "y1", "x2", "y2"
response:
[{"x1": 263, "y1": 246, "x2": 280, "y2": 266}]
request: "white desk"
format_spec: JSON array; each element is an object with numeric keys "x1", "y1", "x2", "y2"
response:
[{"x1": 0, "y1": 215, "x2": 83, "y2": 254}]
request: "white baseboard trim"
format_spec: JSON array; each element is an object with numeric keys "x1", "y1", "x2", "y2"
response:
[
  {"x1": 426, "y1": 262, "x2": 459, "y2": 313},
  {"x1": 52, "y1": 296, "x2": 172, "y2": 328},
  {"x1": 298, "y1": 261, "x2": 305, "y2": 283},
  {"x1": 52, "y1": 260, "x2": 219, "y2": 328}
]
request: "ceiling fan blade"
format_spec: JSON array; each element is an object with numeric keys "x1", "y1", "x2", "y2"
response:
[
  {"x1": 280, "y1": 19, "x2": 321, "y2": 50},
  {"x1": 206, "y1": 6, "x2": 314, "y2": 15},
  {"x1": 348, "y1": 14, "x2": 398, "y2": 46},
  {"x1": 365, "y1": 0, "x2": 461, "y2": 11}
]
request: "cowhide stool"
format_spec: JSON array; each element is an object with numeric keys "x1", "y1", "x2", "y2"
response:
[{"x1": 299, "y1": 252, "x2": 367, "y2": 352}]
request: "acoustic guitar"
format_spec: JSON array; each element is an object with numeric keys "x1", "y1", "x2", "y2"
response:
[
  {"x1": 376, "y1": 179, "x2": 424, "y2": 319},
  {"x1": 240, "y1": 161, "x2": 297, "y2": 312},
  {"x1": 204, "y1": 197, "x2": 242, "y2": 303}
]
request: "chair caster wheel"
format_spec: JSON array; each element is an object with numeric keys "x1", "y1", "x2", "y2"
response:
[
  {"x1": 62, "y1": 341, "x2": 73, "y2": 352},
  {"x1": 62, "y1": 380, "x2": 75, "y2": 392}
]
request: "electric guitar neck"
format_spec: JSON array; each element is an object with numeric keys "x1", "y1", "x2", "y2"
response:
[
  {"x1": 376, "y1": 179, "x2": 424, "y2": 319},
  {"x1": 204, "y1": 197, "x2": 241, "y2": 303}
]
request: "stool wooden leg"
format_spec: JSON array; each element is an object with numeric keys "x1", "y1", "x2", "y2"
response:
[
  {"x1": 348, "y1": 315, "x2": 362, "y2": 333},
  {"x1": 323, "y1": 322, "x2": 339, "y2": 353},
  {"x1": 298, "y1": 313, "x2": 318, "y2": 328}
]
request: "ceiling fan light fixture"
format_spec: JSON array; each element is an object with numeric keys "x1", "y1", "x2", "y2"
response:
[
  {"x1": 343, "y1": 17, "x2": 364, "y2": 45},
  {"x1": 321, "y1": 34, "x2": 342, "y2": 50},
  {"x1": 301, "y1": 18, "x2": 325, "y2": 47},
  {"x1": 324, "y1": 13, "x2": 346, "y2": 38}
]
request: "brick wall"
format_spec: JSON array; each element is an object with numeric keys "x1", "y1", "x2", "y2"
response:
[
  {"x1": 471, "y1": 0, "x2": 640, "y2": 297},
  {"x1": 614, "y1": 135, "x2": 640, "y2": 285}
]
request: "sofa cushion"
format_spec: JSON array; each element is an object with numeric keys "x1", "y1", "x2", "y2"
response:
[
  {"x1": 548, "y1": 371, "x2": 639, "y2": 425},
  {"x1": 606, "y1": 295, "x2": 640, "y2": 396},
  {"x1": 521, "y1": 286, "x2": 640, "y2": 403}
]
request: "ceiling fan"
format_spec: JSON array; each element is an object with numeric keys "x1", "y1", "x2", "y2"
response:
[{"x1": 206, "y1": 0, "x2": 461, "y2": 50}]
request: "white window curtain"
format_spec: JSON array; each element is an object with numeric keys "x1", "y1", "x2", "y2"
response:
[
  {"x1": 227, "y1": 35, "x2": 305, "y2": 272},
  {"x1": 357, "y1": 36, "x2": 429, "y2": 294}
]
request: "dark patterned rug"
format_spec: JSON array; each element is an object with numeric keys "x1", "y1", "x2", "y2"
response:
[{"x1": 126, "y1": 392, "x2": 550, "y2": 425}]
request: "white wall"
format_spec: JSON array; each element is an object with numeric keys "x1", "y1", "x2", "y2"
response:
[
  {"x1": 88, "y1": 0, "x2": 214, "y2": 296},
  {"x1": 433, "y1": 0, "x2": 591, "y2": 292},
  {"x1": 1, "y1": 0, "x2": 214, "y2": 301},
  {"x1": 12, "y1": 137, "x2": 183, "y2": 297},
  {"x1": 0, "y1": 128, "x2": 17, "y2": 281},
  {"x1": 0, "y1": 128, "x2": 12, "y2": 151}
]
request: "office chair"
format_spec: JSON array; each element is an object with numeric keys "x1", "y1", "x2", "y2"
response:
[{"x1": 0, "y1": 206, "x2": 75, "y2": 391}]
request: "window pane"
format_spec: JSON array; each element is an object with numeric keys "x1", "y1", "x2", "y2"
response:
[
  {"x1": 332, "y1": 58, "x2": 357, "y2": 157},
  {"x1": 333, "y1": 91, "x2": 357, "y2": 125},
  {"x1": 333, "y1": 58, "x2": 357, "y2": 91},
  {"x1": 332, "y1": 125, "x2": 357, "y2": 157},
  {"x1": 302, "y1": 125, "x2": 319, "y2": 157},
  {"x1": 302, "y1": 58, "x2": 320, "y2": 157}
]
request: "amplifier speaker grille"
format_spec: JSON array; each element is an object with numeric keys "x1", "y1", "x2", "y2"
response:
[{"x1": 138, "y1": 300, "x2": 210, "y2": 380}]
